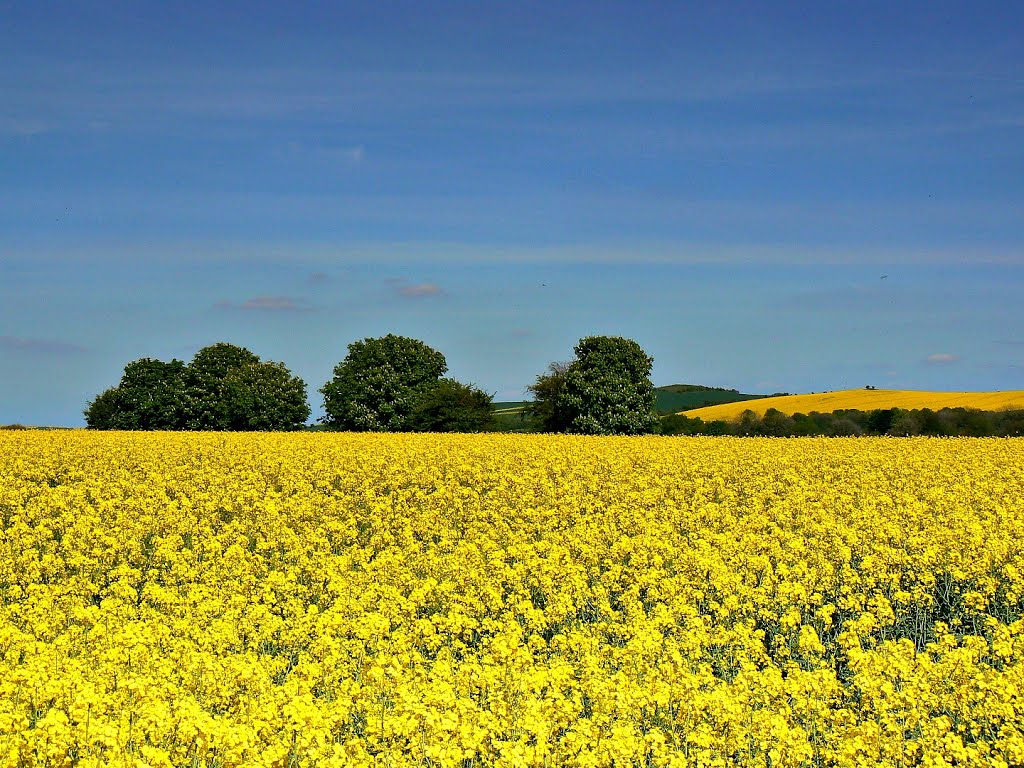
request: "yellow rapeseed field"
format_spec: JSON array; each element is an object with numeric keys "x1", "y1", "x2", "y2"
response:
[
  {"x1": 684, "y1": 389, "x2": 1024, "y2": 421},
  {"x1": 2, "y1": 432, "x2": 1023, "y2": 768}
]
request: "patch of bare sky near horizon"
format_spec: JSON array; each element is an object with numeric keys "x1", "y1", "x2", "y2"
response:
[{"x1": 769, "y1": 280, "x2": 1022, "y2": 316}]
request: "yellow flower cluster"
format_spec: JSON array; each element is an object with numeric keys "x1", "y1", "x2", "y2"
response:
[{"x1": 1, "y1": 432, "x2": 1023, "y2": 767}]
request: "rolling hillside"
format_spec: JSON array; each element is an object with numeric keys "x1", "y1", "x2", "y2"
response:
[
  {"x1": 492, "y1": 385, "x2": 766, "y2": 429},
  {"x1": 684, "y1": 389, "x2": 1024, "y2": 421},
  {"x1": 653, "y1": 385, "x2": 766, "y2": 413}
]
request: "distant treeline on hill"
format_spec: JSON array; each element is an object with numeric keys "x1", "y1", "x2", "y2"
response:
[
  {"x1": 85, "y1": 334, "x2": 665, "y2": 435},
  {"x1": 76, "y1": 333, "x2": 1020, "y2": 437},
  {"x1": 661, "y1": 407, "x2": 1024, "y2": 437},
  {"x1": 653, "y1": 385, "x2": 771, "y2": 414}
]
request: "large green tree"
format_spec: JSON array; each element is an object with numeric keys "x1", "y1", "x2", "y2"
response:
[
  {"x1": 85, "y1": 343, "x2": 310, "y2": 430},
  {"x1": 183, "y1": 343, "x2": 262, "y2": 429},
  {"x1": 119, "y1": 357, "x2": 189, "y2": 429},
  {"x1": 320, "y1": 335, "x2": 448, "y2": 431},
  {"x1": 555, "y1": 336, "x2": 659, "y2": 435},
  {"x1": 83, "y1": 358, "x2": 187, "y2": 430}
]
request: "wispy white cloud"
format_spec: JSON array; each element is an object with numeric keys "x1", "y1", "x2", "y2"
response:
[
  {"x1": 0, "y1": 335, "x2": 86, "y2": 355},
  {"x1": 279, "y1": 141, "x2": 366, "y2": 166},
  {"x1": 5, "y1": 181, "x2": 1020, "y2": 268},
  {"x1": 0, "y1": 115, "x2": 50, "y2": 136},
  {"x1": 396, "y1": 282, "x2": 443, "y2": 298},
  {"x1": 0, "y1": 61, "x2": 857, "y2": 124},
  {"x1": 925, "y1": 352, "x2": 959, "y2": 365},
  {"x1": 214, "y1": 296, "x2": 313, "y2": 312},
  {"x1": 8, "y1": 237, "x2": 1024, "y2": 269},
  {"x1": 340, "y1": 145, "x2": 365, "y2": 164},
  {"x1": 8, "y1": 53, "x2": 1015, "y2": 138}
]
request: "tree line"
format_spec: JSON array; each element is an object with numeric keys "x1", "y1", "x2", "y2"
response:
[
  {"x1": 84, "y1": 343, "x2": 311, "y2": 431},
  {"x1": 87, "y1": 337, "x2": 1021, "y2": 436},
  {"x1": 84, "y1": 334, "x2": 661, "y2": 434},
  {"x1": 661, "y1": 407, "x2": 1024, "y2": 437}
]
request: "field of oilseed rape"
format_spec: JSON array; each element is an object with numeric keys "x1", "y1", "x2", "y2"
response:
[{"x1": 2, "y1": 433, "x2": 1024, "y2": 768}]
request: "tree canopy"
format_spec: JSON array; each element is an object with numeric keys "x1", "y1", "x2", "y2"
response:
[
  {"x1": 220, "y1": 361, "x2": 311, "y2": 431},
  {"x1": 84, "y1": 344, "x2": 309, "y2": 430},
  {"x1": 115, "y1": 357, "x2": 188, "y2": 429},
  {"x1": 409, "y1": 379, "x2": 495, "y2": 433},
  {"x1": 183, "y1": 343, "x2": 262, "y2": 429},
  {"x1": 523, "y1": 361, "x2": 572, "y2": 433},
  {"x1": 320, "y1": 335, "x2": 449, "y2": 432},
  {"x1": 552, "y1": 336, "x2": 659, "y2": 435}
]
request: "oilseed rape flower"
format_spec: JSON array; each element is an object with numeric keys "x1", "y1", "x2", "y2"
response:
[{"x1": 1, "y1": 431, "x2": 1023, "y2": 766}]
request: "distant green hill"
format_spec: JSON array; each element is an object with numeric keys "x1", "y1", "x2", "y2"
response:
[
  {"x1": 491, "y1": 385, "x2": 766, "y2": 429},
  {"x1": 654, "y1": 385, "x2": 766, "y2": 414}
]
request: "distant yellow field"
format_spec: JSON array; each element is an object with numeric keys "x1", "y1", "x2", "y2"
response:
[{"x1": 684, "y1": 388, "x2": 1024, "y2": 420}]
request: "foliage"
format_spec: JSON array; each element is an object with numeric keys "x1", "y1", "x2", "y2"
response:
[
  {"x1": 502, "y1": 382, "x2": 767, "y2": 432},
  {"x1": 83, "y1": 387, "x2": 127, "y2": 430},
  {"x1": 657, "y1": 383, "x2": 740, "y2": 393},
  {"x1": 660, "y1": 406, "x2": 1024, "y2": 437},
  {"x1": 659, "y1": 412, "x2": 730, "y2": 435},
  {"x1": 522, "y1": 361, "x2": 572, "y2": 432},
  {"x1": 222, "y1": 361, "x2": 311, "y2": 431},
  {"x1": 556, "y1": 336, "x2": 659, "y2": 435},
  {"x1": 320, "y1": 334, "x2": 448, "y2": 432},
  {"x1": 3, "y1": 431, "x2": 1024, "y2": 766},
  {"x1": 409, "y1": 378, "x2": 495, "y2": 432},
  {"x1": 183, "y1": 342, "x2": 262, "y2": 429},
  {"x1": 120, "y1": 357, "x2": 189, "y2": 429},
  {"x1": 84, "y1": 343, "x2": 309, "y2": 431},
  {"x1": 83, "y1": 358, "x2": 188, "y2": 430}
]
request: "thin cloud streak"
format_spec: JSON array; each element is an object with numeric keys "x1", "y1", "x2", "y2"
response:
[
  {"x1": 8, "y1": 239, "x2": 1024, "y2": 269},
  {"x1": 0, "y1": 115, "x2": 50, "y2": 136},
  {"x1": 4, "y1": 190, "x2": 1020, "y2": 256},
  {"x1": 0, "y1": 335, "x2": 87, "y2": 355},
  {"x1": 394, "y1": 282, "x2": 444, "y2": 298},
  {"x1": 214, "y1": 296, "x2": 313, "y2": 312},
  {"x1": 278, "y1": 141, "x2": 366, "y2": 166},
  {"x1": 0, "y1": 61, "x2": 837, "y2": 112},
  {"x1": 6, "y1": 56, "x2": 1011, "y2": 135}
]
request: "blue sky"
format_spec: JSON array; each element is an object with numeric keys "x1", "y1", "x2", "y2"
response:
[{"x1": 2, "y1": 1, "x2": 1022, "y2": 425}]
